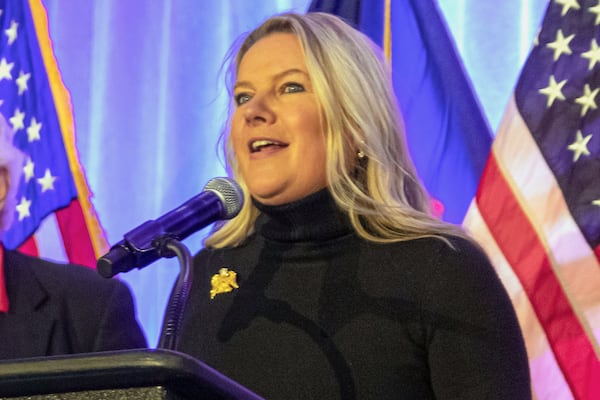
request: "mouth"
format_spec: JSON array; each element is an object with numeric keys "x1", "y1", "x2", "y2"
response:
[{"x1": 248, "y1": 139, "x2": 289, "y2": 153}]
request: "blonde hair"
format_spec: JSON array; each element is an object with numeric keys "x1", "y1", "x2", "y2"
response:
[
  {"x1": 0, "y1": 114, "x2": 24, "y2": 232},
  {"x1": 206, "y1": 12, "x2": 467, "y2": 248}
]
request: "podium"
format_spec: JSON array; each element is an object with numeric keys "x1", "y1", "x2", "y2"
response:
[{"x1": 0, "y1": 349, "x2": 264, "y2": 400}]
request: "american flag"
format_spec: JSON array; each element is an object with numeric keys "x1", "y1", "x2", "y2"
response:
[
  {"x1": 464, "y1": 0, "x2": 600, "y2": 398},
  {"x1": 0, "y1": 0, "x2": 107, "y2": 267}
]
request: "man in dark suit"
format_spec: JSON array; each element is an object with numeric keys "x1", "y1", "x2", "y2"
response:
[{"x1": 0, "y1": 115, "x2": 146, "y2": 360}]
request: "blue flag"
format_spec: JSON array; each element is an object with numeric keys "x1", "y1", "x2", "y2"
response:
[{"x1": 309, "y1": 0, "x2": 493, "y2": 224}]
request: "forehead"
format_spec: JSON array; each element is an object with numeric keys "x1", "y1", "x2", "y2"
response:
[{"x1": 237, "y1": 33, "x2": 307, "y2": 79}]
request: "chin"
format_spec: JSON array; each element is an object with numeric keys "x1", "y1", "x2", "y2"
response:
[
  {"x1": 247, "y1": 184, "x2": 284, "y2": 204},
  {"x1": 255, "y1": 190, "x2": 321, "y2": 206},
  {"x1": 251, "y1": 193, "x2": 287, "y2": 206},
  {"x1": 251, "y1": 189, "x2": 304, "y2": 206}
]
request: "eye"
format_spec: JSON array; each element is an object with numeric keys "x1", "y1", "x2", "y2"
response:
[
  {"x1": 282, "y1": 82, "x2": 305, "y2": 94},
  {"x1": 234, "y1": 93, "x2": 252, "y2": 106}
]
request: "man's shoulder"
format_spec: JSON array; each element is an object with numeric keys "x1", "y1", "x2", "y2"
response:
[{"x1": 5, "y1": 249, "x2": 121, "y2": 293}]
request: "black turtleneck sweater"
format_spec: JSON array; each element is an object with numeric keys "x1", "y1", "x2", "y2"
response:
[{"x1": 177, "y1": 190, "x2": 531, "y2": 399}]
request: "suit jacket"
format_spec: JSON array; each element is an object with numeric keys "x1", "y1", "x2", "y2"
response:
[{"x1": 0, "y1": 249, "x2": 147, "y2": 360}]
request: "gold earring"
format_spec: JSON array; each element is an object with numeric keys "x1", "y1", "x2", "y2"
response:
[{"x1": 357, "y1": 150, "x2": 365, "y2": 159}]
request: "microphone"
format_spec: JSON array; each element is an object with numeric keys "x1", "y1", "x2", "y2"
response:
[{"x1": 97, "y1": 177, "x2": 243, "y2": 278}]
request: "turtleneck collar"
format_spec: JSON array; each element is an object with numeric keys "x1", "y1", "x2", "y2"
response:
[{"x1": 253, "y1": 188, "x2": 353, "y2": 243}]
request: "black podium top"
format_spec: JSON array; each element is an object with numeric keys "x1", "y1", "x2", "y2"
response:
[{"x1": 0, "y1": 349, "x2": 264, "y2": 399}]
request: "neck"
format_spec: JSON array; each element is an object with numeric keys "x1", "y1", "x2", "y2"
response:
[{"x1": 253, "y1": 189, "x2": 353, "y2": 242}]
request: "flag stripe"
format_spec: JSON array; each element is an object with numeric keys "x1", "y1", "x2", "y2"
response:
[
  {"x1": 477, "y1": 151, "x2": 600, "y2": 399},
  {"x1": 28, "y1": 0, "x2": 108, "y2": 260},
  {"x1": 33, "y1": 210, "x2": 67, "y2": 261},
  {"x1": 0, "y1": 248, "x2": 7, "y2": 312},
  {"x1": 55, "y1": 200, "x2": 95, "y2": 268},
  {"x1": 494, "y1": 96, "x2": 600, "y2": 350},
  {"x1": 464, "y1": 202, "x2": 573, "y2": 399},
  {"x1": 474, "y1": 92, "x2": 600, "y2": 398},
  {"x1": 17, "y1": 235, "x2": 39, "y2": 257}
]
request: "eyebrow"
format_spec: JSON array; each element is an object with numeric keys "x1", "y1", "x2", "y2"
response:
[{"x1": 234, "y1": 68, "x2": 308, "y2": 91}]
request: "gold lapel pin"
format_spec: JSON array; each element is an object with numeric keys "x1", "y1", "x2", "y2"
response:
[{"x1": 210, "y1": 267, "x2": 239, "y2": 299}]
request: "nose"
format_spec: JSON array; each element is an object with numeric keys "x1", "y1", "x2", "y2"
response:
[{"x1": 243, "y1": 95, "x2": 275, "y2": 127}]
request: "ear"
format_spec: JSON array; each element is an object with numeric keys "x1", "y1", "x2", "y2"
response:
[{"x1": 0, "y1": 167, "x2": 9, "y2": 210}]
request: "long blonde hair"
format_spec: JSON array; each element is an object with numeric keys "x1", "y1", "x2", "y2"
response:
[{"x1": 205, "y1": 12, "x2": 467, "y2": 248}]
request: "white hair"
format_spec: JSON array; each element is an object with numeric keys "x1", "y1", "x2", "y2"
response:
[{"x1": 0, "y1": 114, "x2": 24, "y2": 232}]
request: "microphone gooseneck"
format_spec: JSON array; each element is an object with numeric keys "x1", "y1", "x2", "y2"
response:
[{"x1": 97, "y1": 177, "x2": 243, "y2": 278}]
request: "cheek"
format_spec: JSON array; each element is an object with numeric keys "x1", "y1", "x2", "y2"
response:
[
  {"x1": 314, "y1": 140, "x2": 329, "y2": 179},
  {"x1": 298, "y1": 104, "x2": 325, "y2": 142},
  {"x1": 230, "y1": 121, "x2": 246, "y2": 157},
  {"x1": 303, "y1": 121, "x2": 328, "y2": 181}
]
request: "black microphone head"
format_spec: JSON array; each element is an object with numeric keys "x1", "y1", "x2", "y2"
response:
[
  {"x1": 203, "y1": 177, "x2": 244, "y2": 219},
  {"x1": 97, "y1": 243, "x2": 134, "y2": 278}
]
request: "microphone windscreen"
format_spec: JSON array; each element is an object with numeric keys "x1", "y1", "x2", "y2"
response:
[{"x1": 203, "y1": 177, "x2": 244, "y2": 219}]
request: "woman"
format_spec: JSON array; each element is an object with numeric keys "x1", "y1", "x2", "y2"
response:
[{"x1": 177, "y1": 12, "x2": 531, "y2": 399}]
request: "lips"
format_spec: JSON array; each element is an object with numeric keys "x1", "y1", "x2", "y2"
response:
[{"x1": 248, "y1": 138, "x2": 289, "y2": 153}]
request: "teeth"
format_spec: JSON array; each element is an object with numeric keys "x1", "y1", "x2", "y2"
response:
[{"x1": 251, "y1": 140, "x2": 277, "y2": 151}]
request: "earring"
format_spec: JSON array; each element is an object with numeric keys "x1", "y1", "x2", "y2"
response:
[{"x1": 357, "y1": 149, "x2": 366, "y2": 159}]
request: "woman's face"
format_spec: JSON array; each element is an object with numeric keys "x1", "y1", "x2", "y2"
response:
[{"x1": 230, "y1": 33, "x2": 327, "y2": 206}]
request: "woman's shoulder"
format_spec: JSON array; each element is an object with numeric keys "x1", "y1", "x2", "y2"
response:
[
  {"x1": 374, "y1": 234, "x2": 488, "y2": 265},
  {"x1": 393, "y1": 235, "x2": 510, "y2": 307},
  {"x1": 368, "y1": 234, "x2": 500, "y2": 294}
]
